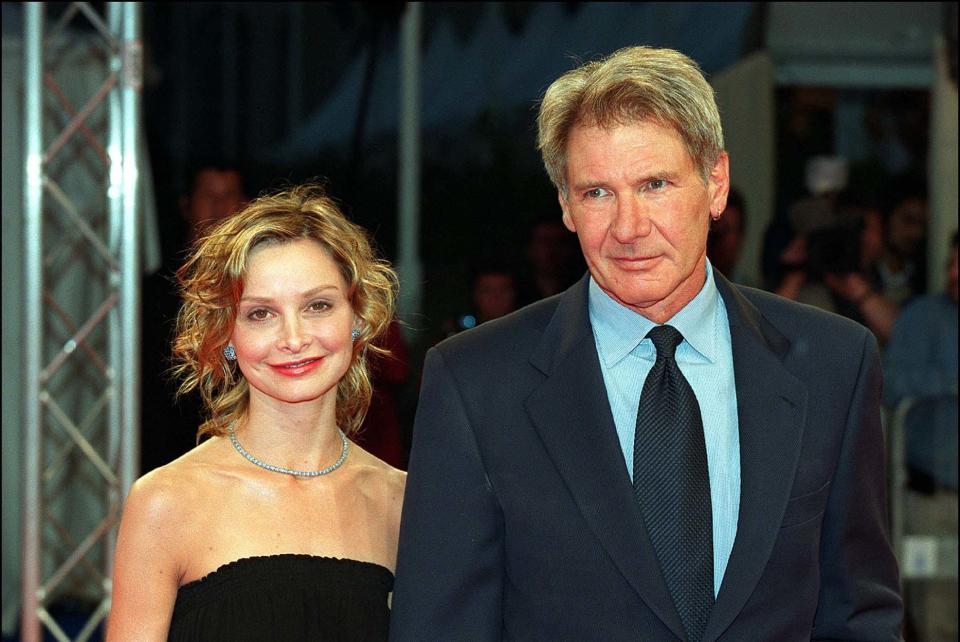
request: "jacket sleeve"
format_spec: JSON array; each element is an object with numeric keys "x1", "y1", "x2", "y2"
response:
[
  {"x1": 389, "y1": 347, "x2": 504, "y2": 641},
  {"x1": 812, "y1": 330, "x2": 904, "y2": 641}
]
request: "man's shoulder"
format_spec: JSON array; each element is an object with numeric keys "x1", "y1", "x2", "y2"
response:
[
  {"x1": 730, "y1": 282, "x2": 873, "y2": 343},
  {"x1": 900, "y1": 293, "x2": 955, "y2": 320},
  {"x1": 893, "y1": 293, "x2": 957, "y2": 338}
]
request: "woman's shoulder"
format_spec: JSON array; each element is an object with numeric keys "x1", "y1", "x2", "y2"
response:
[
  {"x1": 349, "y1": 441, "x2": 406, "y2": 475},
  {"x1": 111, "y1": 439, "x2": 241, "y2": 620},
  {"x1": 346, "y1": 446, "x2": 406, "y2": 549},
  {"x1": 347, "y1": 443, "x2": 406, "y2": 504},
  {"x1": 126, "y1": 439, "x2": 231, "y2": 521}
]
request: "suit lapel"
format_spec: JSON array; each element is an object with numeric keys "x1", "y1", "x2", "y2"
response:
[
  {"x1": 704, "y1": 276, "x2": 808, "y2": 641},
  {"x1": 524, "y1": 276, "x2": 686, "y2": 638}
]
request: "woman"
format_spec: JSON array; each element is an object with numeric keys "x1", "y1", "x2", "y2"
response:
[{"x1": 108, "y1": 184, "x2": 405, "y2": 640}]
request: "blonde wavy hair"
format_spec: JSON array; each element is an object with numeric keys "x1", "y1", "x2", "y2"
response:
[
  {"x1": 537, "y1": 45, "x2": 724, "y2": 196},
  {"x1": 171, "y1": 183, "x2": 398, "y2": 441}
]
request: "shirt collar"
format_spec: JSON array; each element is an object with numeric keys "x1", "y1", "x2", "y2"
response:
[{"x1": 589, "y1": 260, "x2": 720, "y2": 366}]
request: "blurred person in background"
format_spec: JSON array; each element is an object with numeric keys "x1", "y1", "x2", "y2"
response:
[
  {"x1": 877, "y1": 185, "x2": 928, "y2": 306},
  {"x1": 518, "y1": 217, "x2": 586, "y2": 305},
  {"x1": 354, "y1": 320, "x2": 411, "y2": 470},
  {"x1": 180, "y1": 163, "x2": 249, "y2": 244},
  {"x1": 768, "y1": 156, "x2": 848, "y2": 310},
  {"x1": 772, "y1": 194, "x2": 845, "y2": 312},
  {"x1": 771, "y1": 170, "x2": 900, "y2": 344},
  {"x1": 141, "y1": 161, "x2": 249, "y2": 474},
  {"x1": 442, "y1": 259, "x2": 520, "y2": 337},
  {"x1": 883, "y1": 232, "x2": 958, "y2": 642},
  {"x1": 471, "y1": 262, "x2": 519, "y2": 324},
  {"x1": 821, "y1": 189, "x2": 901, "y2": 344},
  {"x1": 706, "y1": 186, "x2": 750, "y2": 285}
]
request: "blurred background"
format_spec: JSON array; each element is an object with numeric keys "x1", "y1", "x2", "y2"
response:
[{"x1": 2, "y1": 2, "x2": 957, "y2": 640}]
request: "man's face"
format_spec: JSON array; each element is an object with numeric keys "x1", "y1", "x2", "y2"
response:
[
  {"x1": 528, "y1": 221, "x2": 576, "y2": 274},
  {"x1": 559, "y1": 121, "x2": 728, "y2": 323},
  {"x1": 888, "y1": 197, "x2": 926, "y2": 259},
  {"x1": 472, "y1": 272, "x2": 517, "y2": 322},
  {"x1": 186, "y1": 169, "x2": 246, "y2": 237}
]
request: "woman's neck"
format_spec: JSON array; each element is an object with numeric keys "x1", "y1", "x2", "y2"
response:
[{"x1": 233, "y1": 399, "x2": 344, "y2": 472}]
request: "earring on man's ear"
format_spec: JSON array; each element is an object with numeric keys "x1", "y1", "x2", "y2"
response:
[
  {"x1": 223, "y1": 345, "x2": 237, "y2": 361},
  {"x1": 351, "y1": 328, "x2": 360, "y2": 343}
]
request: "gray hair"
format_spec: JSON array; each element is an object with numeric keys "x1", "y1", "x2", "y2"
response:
[{"x1": 537, "y1": 45, "x2": 724, "y2": 195}]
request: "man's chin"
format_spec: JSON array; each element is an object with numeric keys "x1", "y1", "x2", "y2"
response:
[{"x1": 598, "y1": 282, "x2": 664, "y2": 312}]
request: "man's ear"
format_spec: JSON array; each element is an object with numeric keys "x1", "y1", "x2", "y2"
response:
[
  {"x1": 558, "y1": 190, "x2": 576, "y2": 233},
  {"x1": 708, "y1": 151, "x2": 730, "y2": 217}
]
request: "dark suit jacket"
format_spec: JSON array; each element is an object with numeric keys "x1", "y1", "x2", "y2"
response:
[{"x1": 391, "y1": 273, "x2": 902, "y2": 641}]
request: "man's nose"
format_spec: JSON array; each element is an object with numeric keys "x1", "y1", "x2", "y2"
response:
[{"x1": 610, "y1": 195, "x2": 652, "y2": 243}]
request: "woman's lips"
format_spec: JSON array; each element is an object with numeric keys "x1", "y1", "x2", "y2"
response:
[{"x1": 269, "y1": 358, "x2": 323, "y2": 377}]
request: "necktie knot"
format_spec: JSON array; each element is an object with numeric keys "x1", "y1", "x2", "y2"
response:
[{"x1": 646, "y1": 325, "x2": 684, "y2": 360}]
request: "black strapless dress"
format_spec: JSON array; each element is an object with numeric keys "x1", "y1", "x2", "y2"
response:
[{"x1": 168, "y1": 554, "x2": 394, "y2": 641}]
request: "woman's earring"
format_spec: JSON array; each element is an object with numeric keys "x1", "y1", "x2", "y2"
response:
[
  {"x1": 223, "y1": 345, "x2": 237, "y2": 361},
  {"x1": 351, "y1": 328, "x2": 360, "y2": 343}
]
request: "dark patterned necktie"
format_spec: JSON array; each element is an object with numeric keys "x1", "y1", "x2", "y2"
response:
[{"x1": 633, "y1": 325, "x2": 714, "y2": 642}]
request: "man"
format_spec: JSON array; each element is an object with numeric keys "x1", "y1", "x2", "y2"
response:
[
  {"x1": 520, "y1": 217, "x2": 587, "y2": 304},
  {"x1": 878, "y1": 188, "x2": 928, "y2": 306},
  {"x1": 706, "y1": 187, "x2": 747, "y2": 283},
  {"x1": 178, "y1": 162, "x2": 248, "y2": 243},
  {"x1": 883, "y1": 233, "x2": 958, "y2": 642},
  {"x1": 140, "y1": 162, "x2": 248, "y2": 473},
  {"x1": 471, "y1": 261, "x2": 520, "y2": 325},
  {"x1": 391, "y1": 46, "x2": 902, "y2": 641}
]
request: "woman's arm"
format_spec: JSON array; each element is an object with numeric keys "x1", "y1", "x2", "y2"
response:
[{"x1": 106, "y1": 472, "x2": 184, "y2": 641}]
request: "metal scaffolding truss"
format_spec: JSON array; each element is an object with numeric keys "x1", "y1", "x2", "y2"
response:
[{"x1": 21, "y1": 3, "x2": 141, "y2": 641}]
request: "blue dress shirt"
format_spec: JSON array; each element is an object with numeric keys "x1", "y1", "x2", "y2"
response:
[{"x1": 588, "y1": 261, "x2": 740, "y2": 597}]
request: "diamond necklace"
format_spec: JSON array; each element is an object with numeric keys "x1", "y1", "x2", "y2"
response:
[{"x1": 227, "y1": 425, "x2": 349, "y2": 477}]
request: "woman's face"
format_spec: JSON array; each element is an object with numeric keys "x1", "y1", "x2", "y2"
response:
[{"x1": 229, "y1": 239, "x2": 355, "y2": 413}]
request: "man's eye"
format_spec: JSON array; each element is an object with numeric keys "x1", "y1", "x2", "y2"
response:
[
  {"x1": 585, "y1": 188, "x2": 609, "y2": 199},
  {"x1": 647, "y1": 179, "x2": 667, "y2": 190}
]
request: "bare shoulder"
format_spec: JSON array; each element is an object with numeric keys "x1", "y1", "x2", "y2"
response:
[
  {"x1": 109, "y1": 444, "x2": 227, "y2": 639},
  {"x1": 122, "y1": 439, "x2": 227, "y2": 535},
  {"x1": 348, "y1": 443, "x2": 407, "y2": 508},
  {"x1": 381, "y1": 464, "x2": 407, "y2": 511},
  {"x1": 112, "y1": 466, "x2": 187, "y2": 590},
  {"x1": 125, "y1": 463, "x2": 193, "y2": 527}
]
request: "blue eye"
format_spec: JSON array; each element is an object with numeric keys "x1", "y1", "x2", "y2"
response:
[
  {"x1": 647, "y1": 179, "x2": 667, "y2": 190},
  {"x1": 585, "y1": 187, "x2": 610, "y2": 199}
]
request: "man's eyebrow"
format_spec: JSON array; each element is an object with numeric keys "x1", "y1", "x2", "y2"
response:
[{"x1": 569, "y1": 170, "x2": 682, "y2": 192}]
